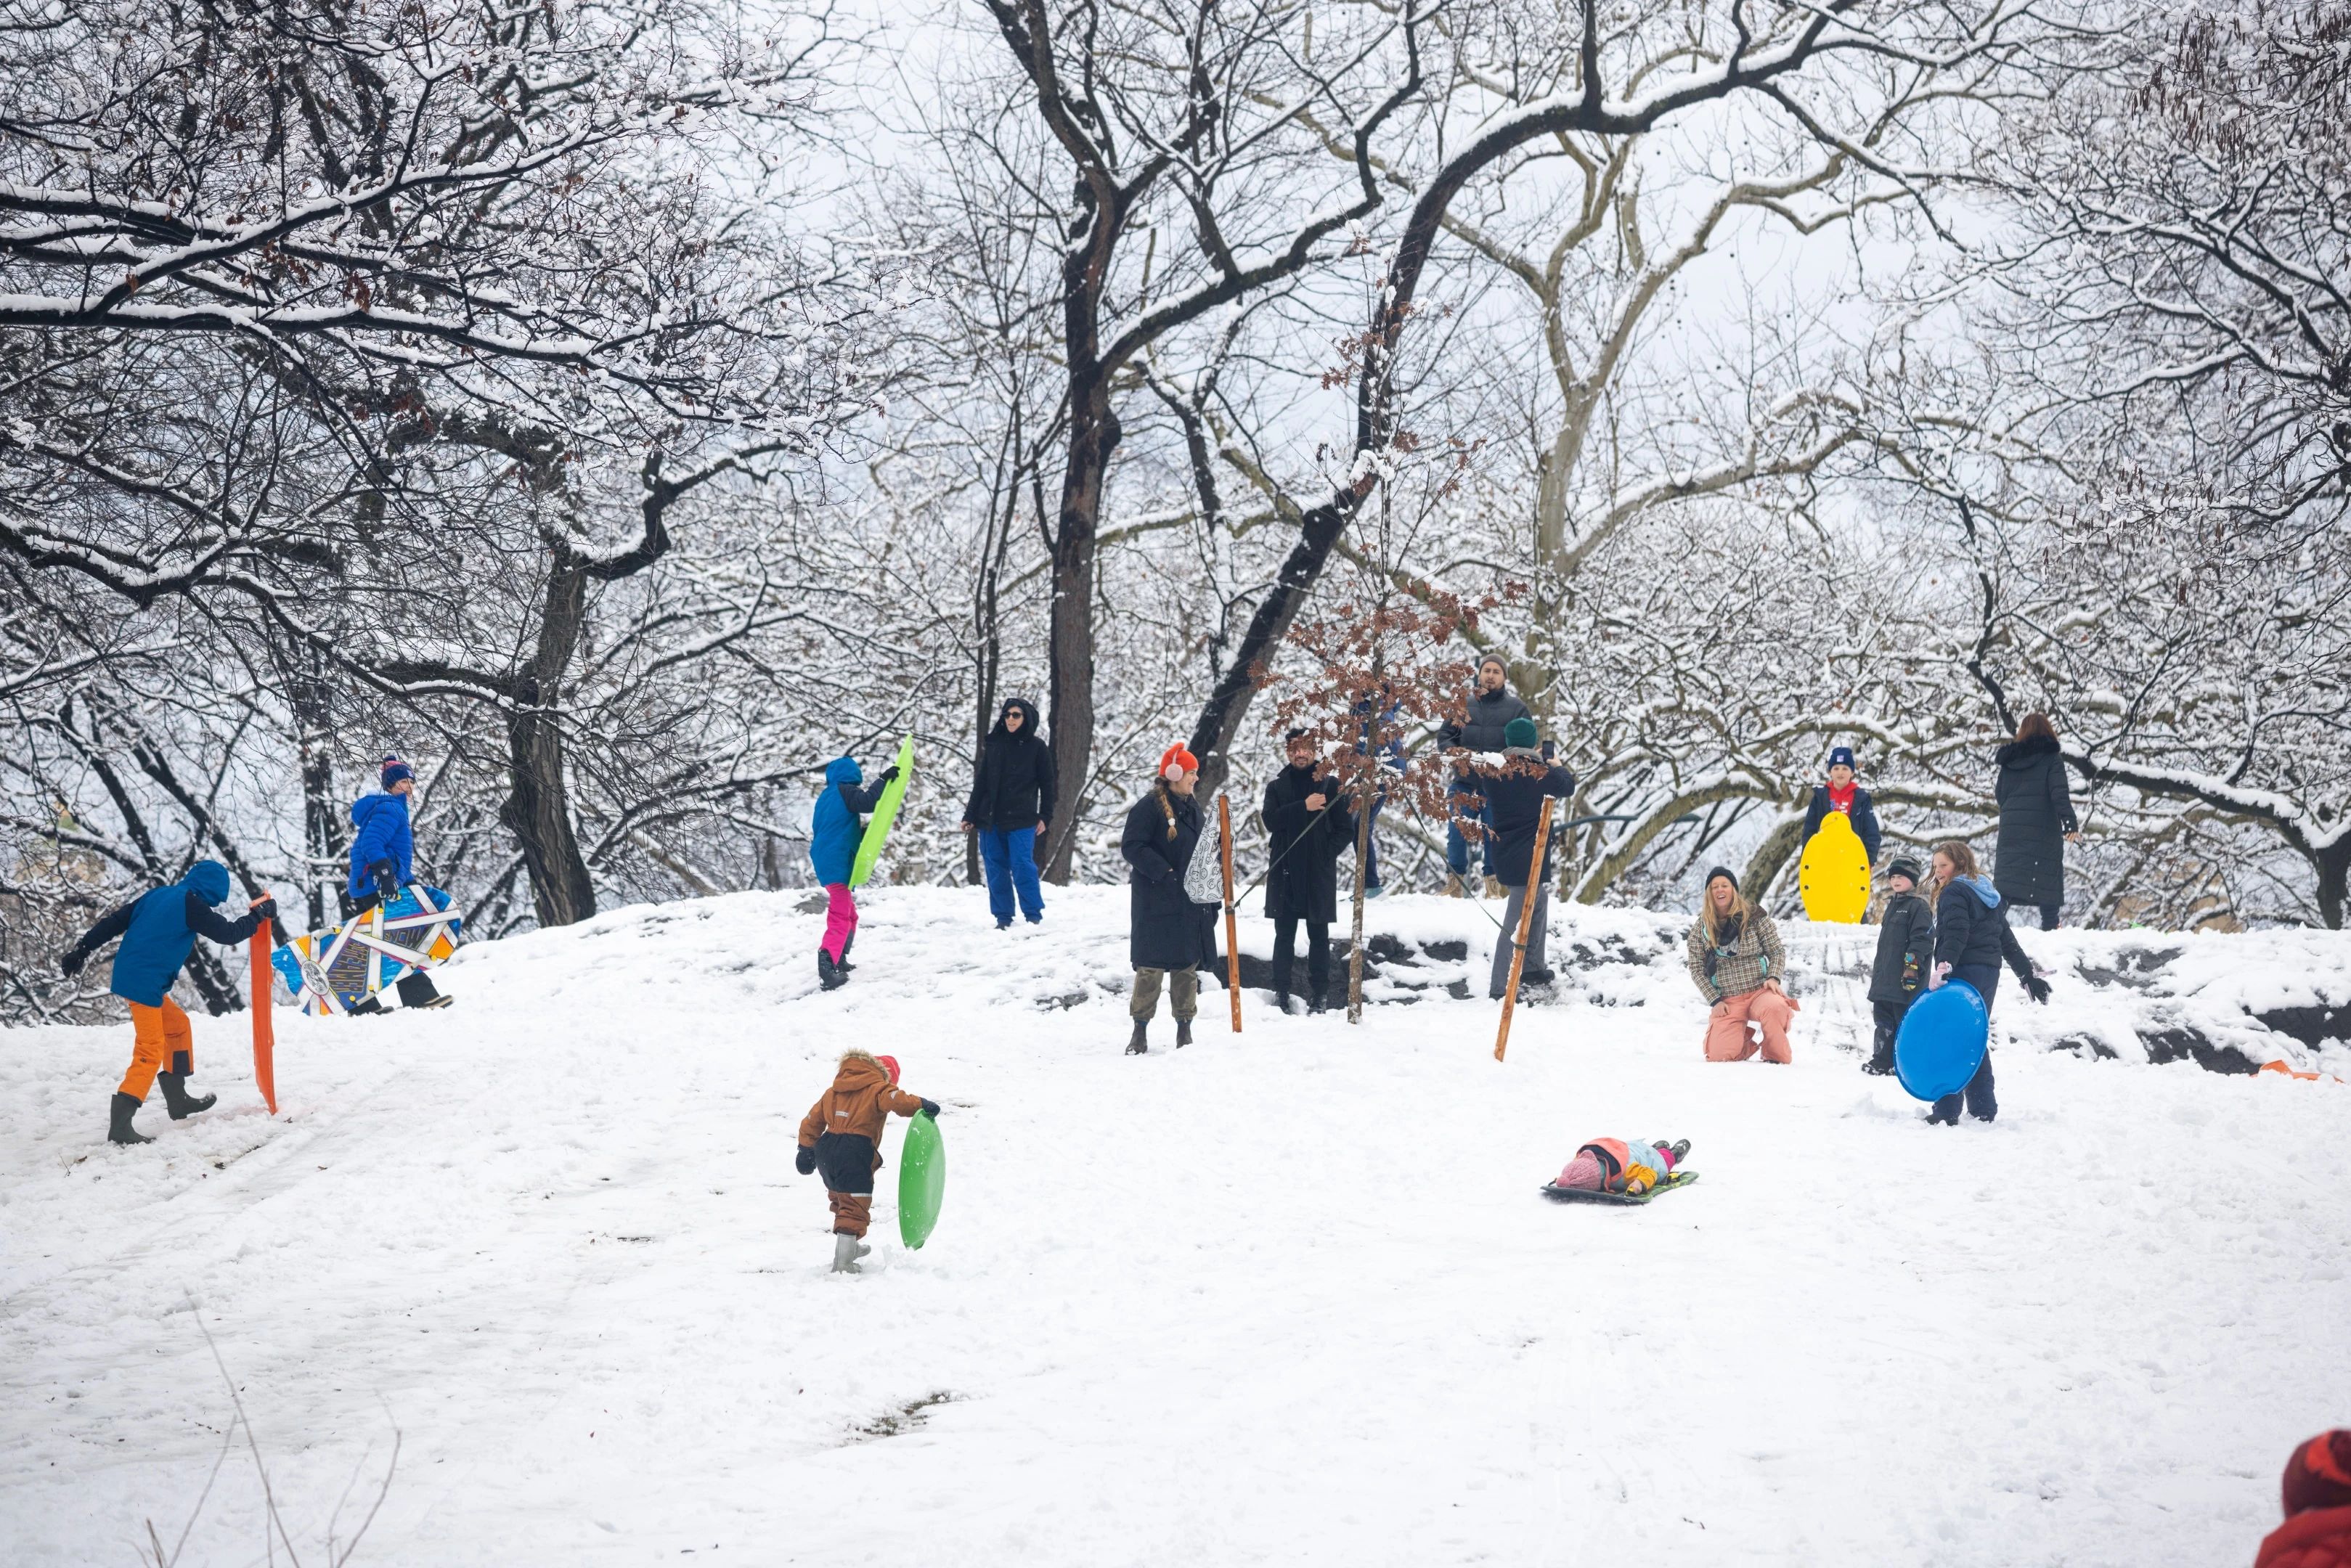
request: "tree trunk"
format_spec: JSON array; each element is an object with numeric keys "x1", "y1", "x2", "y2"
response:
[
  {"x1": 1348, "y1": 765, "x2": 1373, "y2": 1023},
  {"x1": 1043, "y1": 380, "x2": 1117, "y2": 882},
  {"x1": 2316, "y1": 839, "x2": 2347, "y2": 930},
  {"x1": 289, "y1": 655, "x2": 343, "y2": 930},
  {"x1": 1189, "y1": 502, "x2": 1352, "y2": 798},
  {"x1": 501, "y1": 556, "x2": 598, "y2": 926}
]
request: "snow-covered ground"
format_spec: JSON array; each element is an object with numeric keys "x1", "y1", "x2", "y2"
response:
[{"x1": 4, "y1": 886, "x2": 2347, "y2": 1567}]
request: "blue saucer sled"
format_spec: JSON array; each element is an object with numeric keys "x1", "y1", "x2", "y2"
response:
[{"x1": 1894, "y1": 981, "x2": 1990, "y2": 1101}]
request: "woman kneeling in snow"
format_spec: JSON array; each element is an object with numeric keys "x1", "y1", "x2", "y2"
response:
[
  {"x1": 1555, "y1": 1138, "x2": 1691, "y2": 1196},
  {"x1": 1686, "y1": 867, "x2": 1796, "y2": 1062}
]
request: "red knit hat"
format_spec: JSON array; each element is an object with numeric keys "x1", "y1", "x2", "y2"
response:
[
  {"x1": 876, "y1": 1054, "x2": 900, "y2": 1085},
  {"x1": 1158, "y1": 744, "x2": 1199, "y2": 780},
  {"x1": 2283, "y1": 1430, "x2": 2351, "y2": 1517}
]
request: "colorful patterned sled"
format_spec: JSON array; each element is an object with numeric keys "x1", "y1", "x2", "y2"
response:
[{"x1": 272, "y1": 884, "x2": 463, "y2": 1016}]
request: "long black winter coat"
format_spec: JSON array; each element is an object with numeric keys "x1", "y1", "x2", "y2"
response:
[
  {"x1": 1803, "y1": 783, "x2": 1883, "y2": 863},
  {"x1": 1122, "y1": 784, "x2": 1215, "y2": 970},
  {"x1": 1262, "y1": 763, "x2": 1359, "y2": 924},
  {"x1": 1439, "y1": 686, "x2": 1533, "y2": 753},
  {"x1": 1476, "y1": 752, "x2": 1576, "y2": 887},
  {"x1": 1992, "y1": 734, "x2": 2077, "y2": 906},
  {"x1": 1867, "y1": 889, "x2": 1934, "y2": 1005},
  {"x1": 1933, "y1": 878, "x2": 2035, "y2": 988},
  {"x1": 963, "y1": 698, "x2": 1058, "y2": 830}
]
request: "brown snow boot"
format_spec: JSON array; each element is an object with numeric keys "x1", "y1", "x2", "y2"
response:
[
  {"x1": 1483, "y1": 875, "x2": 1505, "y2": 899},
  {"x1": 1443, "y1": 874, "x2": 1467, "y2": 899}
]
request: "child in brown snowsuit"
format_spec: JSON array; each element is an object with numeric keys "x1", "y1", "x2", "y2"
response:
[{"x1": 795, "y1": 1049, "x2": 939, "y2": 1273}]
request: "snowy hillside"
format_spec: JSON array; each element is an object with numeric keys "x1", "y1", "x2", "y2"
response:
[{"x1": 3, "y1": 886, "x2": 2347, "y2": 1567}]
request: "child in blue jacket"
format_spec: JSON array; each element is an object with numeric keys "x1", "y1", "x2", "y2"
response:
[
  {"x1": 346, "y1": 754, "x2": 449, "y2": 1010},
  {"x1": 810, "y1": 754, "x2": 898, "y2": 989},
  {"x1": 61, "y1": 860, "x2": 276, "y2": 1145}
]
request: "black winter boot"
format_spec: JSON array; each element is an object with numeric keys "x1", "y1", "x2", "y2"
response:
[
  {"x1": 108, "y1": 1092, "x2": 153, "y2": 1146},
  {"x1": 1305, "y1": 991, "x2": 1328, "y2": 1015},
  {"x1": 839, "y1": 931, "x2": 857, "y2": 973},
  {"x1": 1125, "y1": 1019, "x2": 1149, "y2": 1055},
  {"x1": 157, "y1": 1071, "x2": 216, "y2": 1121},
  {"x1": 1274, "y1": 992, "x2": 1293, "y2": 1017},
  {"x1": 1176, "y1": 1018, "x2": 1192, "y2": 1048},
  {"x1": 1668, "y1": 1138, "x2": 1691, "y2": 1164},
  {"x1": 818, "y1": 949, "x2": 846, "y2": 991}
]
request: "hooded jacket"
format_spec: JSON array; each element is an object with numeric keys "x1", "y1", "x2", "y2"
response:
[
  {"x1": 1992, "y1": 733, "x2": 2077, "y2": 907},
  {"x1": 963, "y1": 698, "x2": 1057, "y2": 830},
  {"x1": 2258, "y1": 1508, "x2": 2351, "y2": 1568},
  {"x1": 1684, "y1": 904, "x2": 1785, "y2": 1003},
  {"x1": 346, "y1": 789, "x2": 415, "y2": 899},
  {"x1": 808, "y1": 757, "x2": 889, "y2": 887},
  {"x1": 71, "y1": 861, "x2": 262, "y2": 1008},
  {"x1": 1933, "y1": 875, "x2": 2036, "y2": 985},
  {"x1": 797, "y1": 1050, "x2": 928, "y2": 1155}
]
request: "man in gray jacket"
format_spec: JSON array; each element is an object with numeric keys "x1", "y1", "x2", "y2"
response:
[{"x1": 1439, "y1": 656, "x2": 1533, "y2": 897}]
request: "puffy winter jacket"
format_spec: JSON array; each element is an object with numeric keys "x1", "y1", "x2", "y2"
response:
[
  {"x1": 346, "y1": 790, "x2": 415, "y2": 900},
  {"x1": 1122, "y1": 783, "x2": 1215, "y2": 971},
  {"x1": 1440, "y1": 686, "x2": 1533, "y2": 754},
  {"x1": 1867, "y1": 890, "x2": 1934, "y2": 1005},
  {"x1": 797, "y1": 1051, "x2": 928, "y2": 1154},
  {"x1": 963, "y1": 698, "x2": 1057, "y2": 830},
  {"x1": 808, "y1": 756, "x2": 888, "y2": 887},
  {"x1": 73, "y1": 861, "x2": 261, "y2": 1007},
  {"x1": 1802, "y1": 783, "x2": 1883, "y2": 864},
  {"x1": 1262, "y1": 762, "x2": 1358, "y2": 924},
  {"x1": 1992, "y1": 734, "x2": 2077, "y2": 907},
  {"x1": 2257, "y1": 1507, "x2": 2351, "y2": 1568},
  {"x1": 1580, "y1": 1138, "x2": 1672, "y2": 1193},
  {"x1": 1933, "y1": 876, "x2": 2035, "y2": 987}
]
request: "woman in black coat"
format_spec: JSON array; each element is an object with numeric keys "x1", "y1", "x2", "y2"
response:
[
  {"x1": 1262, "y1": 730, "x2": 1359, "y2": 1013},
  {"x1": 961, "y1": 697, "x2": 1058, "y2": 928},
  {"x1": 1120, "y1": 746, "x2": 1216, "y2": 1054},
  {"x1": 1992, "y1": 711, "x2": 2079, "y2": 929}
]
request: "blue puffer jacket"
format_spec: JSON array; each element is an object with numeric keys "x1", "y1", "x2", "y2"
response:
[
  {"x1": 347, "y1": 790, "x2": 414, "y2": 899},
  {"x1": 808, "y1": 757, "x2": 887, "y2": 887},
  {"x1": 107, "y1": 861, "x2": 241, "y2": 1006}
]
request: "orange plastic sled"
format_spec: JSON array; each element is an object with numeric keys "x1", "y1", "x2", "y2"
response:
[
  {"x1": 250, "y1": 897, "x2": 278, "y2": 1113},
  {"x1": 2258, "y1": 1060, "x2": 2343, "y2": 1085}
]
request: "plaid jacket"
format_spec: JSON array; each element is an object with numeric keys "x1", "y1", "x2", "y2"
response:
[{"x1": 1685, "y1": 907, "x2": 1786, "y2": 1002}]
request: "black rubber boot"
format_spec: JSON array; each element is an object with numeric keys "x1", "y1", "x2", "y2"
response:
[
  {"x1": 108, "y1": 1091, "x2": 153, "y2": 1146},
  {"x1": 1274, "y1": 992, "x2": 1292, "y2": 1017},
  {"x1": 818, "y1": 949, "x2": 846, "y2": 991},
  {"x1": 158, "y1": 1071, "x2": 216, "y2": 1121},
  {"x1": 839, "y1": 931, "x2": 857, "y2": 973},
  {"x1": 1125, "y1": 1019, "x2": 1148, "y2": 1055},
  {"x1": 1176, "y1": 1018, "x2": 1193, "y2": 1048}
]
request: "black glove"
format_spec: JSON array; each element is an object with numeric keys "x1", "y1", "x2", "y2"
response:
[
  {"x1": 794, "y1": 1146, "x2": 817, "y2": 1176},
  {"x1": 919, "y1": 1098, "x2": 941, "y2": 1119},
  {"x1": 878, "y1": 765, "x2": 901, "y2": 787},
  {"x1": 251, "y1": 897, "x2": 279, "y2": 923},
  {"x1": 60, "y1": 947, "x2": 86, "y2": 977},
  {"x1": 2024, "y1": 975, "x2": 2052, "y2": 1005},
  {"x1": 367, "y1": 858, "x2": 399, "y2": 898}
]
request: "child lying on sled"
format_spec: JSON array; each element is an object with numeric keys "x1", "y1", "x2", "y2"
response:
[{"x1": 1555, "y1": 1137, "x2": 1691, "y2": 1196}]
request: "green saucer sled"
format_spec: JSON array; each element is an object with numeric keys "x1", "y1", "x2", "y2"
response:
[{"x1": 899, "y1": 1111, "x2": 946, "y2": 1249}]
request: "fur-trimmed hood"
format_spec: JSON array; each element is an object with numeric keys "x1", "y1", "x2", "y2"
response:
[{"x1": 1995, "y1": 732, "x2": 2061, "y2": 768}]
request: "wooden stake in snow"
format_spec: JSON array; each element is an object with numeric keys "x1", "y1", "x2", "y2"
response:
[
  {"x1": 1494, "y1": 803, "x2": 1554, "y2": 1063},
  {"x1": 1221, "y1": 793, "x2": 1243, "y2": 1034}
]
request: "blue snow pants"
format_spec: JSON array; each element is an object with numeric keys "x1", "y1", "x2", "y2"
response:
[{"x1": 979, "y1": 825, "x2": 1045, "y2": 926}]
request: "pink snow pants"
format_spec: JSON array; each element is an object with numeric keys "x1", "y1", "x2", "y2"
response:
[
  {"x1": 822, "y1": 883, "x2": 857, "y2": 963},
  {"x1": 1704, "y1": 986, "x2": 1793, "y2": 1063}
]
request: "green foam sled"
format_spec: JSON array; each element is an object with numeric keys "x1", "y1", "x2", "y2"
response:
[
  {"x1": 850, "y1": 734, "x2": 915, "y2": 889},
  {"x1": 899, "y1": 1111, "x2": 945, "y2": 1249}
]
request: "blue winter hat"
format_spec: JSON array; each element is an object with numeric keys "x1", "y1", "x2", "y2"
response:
[
  {"x1": 184, "y1": 860, "x2": 232, "y2": 905},
  {"x1": 1828, "y1": 746, "x2": 1856, "y2": 771},
  {"x1": 1504, "y1": 716, "x2": 1539, "y2": 749},
  {"x1": 380, "y1": 754, "x2": 413, "y2": 790}
]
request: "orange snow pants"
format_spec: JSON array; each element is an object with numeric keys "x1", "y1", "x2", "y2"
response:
[
  {"x1": 120, "y1": 998, "x2": 193, "y2": 1100},
  {"x1": 1703, "y1": 987, "x2": 1793, "y2": 1063},
  {"x1": 828, "y1": 1191, "x2": 873, "y2": 1238}
]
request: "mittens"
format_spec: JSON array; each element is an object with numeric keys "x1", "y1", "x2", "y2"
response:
[{"x1": 794, "y1": 1146, "x2": 817, "y2": 1176}]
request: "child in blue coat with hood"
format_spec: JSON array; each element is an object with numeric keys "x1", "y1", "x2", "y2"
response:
[
  {"x1": 810, "y1": 754, "x2": 898, "y2": 989},
  {"x1": 61, "y1": 860, "x2": 276, "y2": 1145},
  {"x1": 345, "y1": 754, "x2": 450, "y2": 1010}
]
